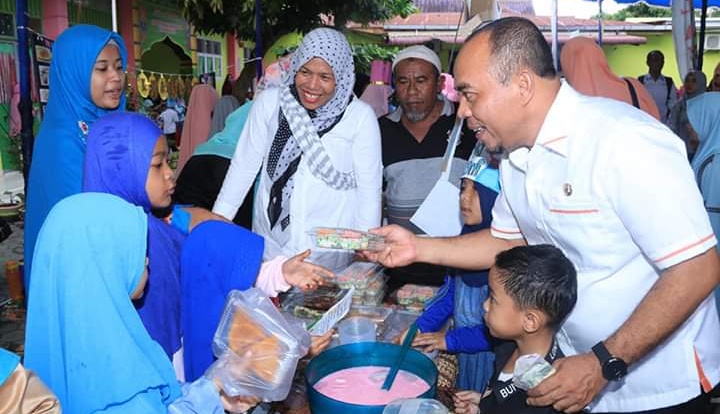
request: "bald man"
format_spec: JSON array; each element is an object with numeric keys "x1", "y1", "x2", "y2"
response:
[{"x1": 366, "y1": 17, "x2": 720, "y2": 414}]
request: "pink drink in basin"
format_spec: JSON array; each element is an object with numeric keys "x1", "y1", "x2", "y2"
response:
[{"x1": 313, "y1": 366, "x2": 431, "y2": 406}]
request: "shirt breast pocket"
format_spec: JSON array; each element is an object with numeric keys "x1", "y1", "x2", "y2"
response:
[{"x1": 543, "y1": 200, "x2": 623, "y2": 271}]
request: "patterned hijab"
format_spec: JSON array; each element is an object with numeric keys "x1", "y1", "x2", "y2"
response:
[{"x1": 265, "y1": 28, "x2": 356, "y2": 245}]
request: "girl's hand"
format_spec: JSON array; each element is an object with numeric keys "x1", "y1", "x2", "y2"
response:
[
  {"x1": 212, "y1": 377, "x2": 260, "y2": 413},
  {"x1": 308, "y1": 330, "x2": 335, "y2": 357},
  {"x1": 219, "y1": 392, "x2": 261, "y2": 414},
  {"x1": 282, "y1": 250, "x2": 334, "y2": 291},
  {"x1": 412, "y1": 331, "x2": 447, "y2": 352},
  {"x1": 453, "y1": 390, "x2": 483, "y2": 414}
]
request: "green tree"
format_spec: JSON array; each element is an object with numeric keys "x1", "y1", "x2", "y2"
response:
[
  {"x1": 178, "y1": 0, "x2": 416, "y2": 55},
  {"x1": 597, "y1": 3, "x2": 672, "y2": 20}
]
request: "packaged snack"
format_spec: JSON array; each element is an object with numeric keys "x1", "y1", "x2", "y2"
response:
[
  {"x1": 394, "y1": 284, "x2": 439, "y2": 311},
  {"x1": 302, "y1": 284, "x2": 344, "y2": 311},
  {"x1": 513, "y1": 354, "x2": 556, "y2": 390},
  {"x1": 209, "y1": 288, "x2": 310, "y2": 401},
  {"x1": 310, "y1": 227, "x2": 385, "y2": 251},
  {"x1": 335, "y1": 261, "x2": 384, "y2": 290}
]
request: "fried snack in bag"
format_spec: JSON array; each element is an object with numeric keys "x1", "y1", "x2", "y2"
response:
[{"x1": 207, "y1": 288, "x2": 310, "y2": 401}]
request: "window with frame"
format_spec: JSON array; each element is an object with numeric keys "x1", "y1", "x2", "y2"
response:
[{"x1": 197, "y1": 38, "x2": 222, "y2": 79}]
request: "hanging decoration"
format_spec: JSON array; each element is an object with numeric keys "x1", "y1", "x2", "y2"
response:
[
  {"x1": 137, "y1": 71, "x2": 150, "y2": 98},
  {"x1": 158, "y1": 74, "x2": 168, "y2": 101},
  {"x1": 148, "y1": 73, "x2": 159, "y2": 101}
]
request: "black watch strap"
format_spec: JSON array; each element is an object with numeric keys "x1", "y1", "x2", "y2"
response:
[
  {"x1": 591, "y1": 341, "x2": 612, "y2": 363},
  {"x1": 592, "y1": 341, "x2": 628, "y2": 381}
]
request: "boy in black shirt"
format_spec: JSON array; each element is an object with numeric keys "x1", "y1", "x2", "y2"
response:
[{"x1": 454, "y1": 244, "x2": 577, "y2": 414}]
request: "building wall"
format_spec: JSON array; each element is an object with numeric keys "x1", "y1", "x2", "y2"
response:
[{"x1": 604, "y1": 31, "x2": 720, "y2": 87}]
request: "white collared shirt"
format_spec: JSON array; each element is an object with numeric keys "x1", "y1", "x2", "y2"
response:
[
  {"x1": 491, "y1": 82, "x2": 720, "y2": 412},
  {"x1": 213, "y1": 88, "x2": 383, "y2": 259}
]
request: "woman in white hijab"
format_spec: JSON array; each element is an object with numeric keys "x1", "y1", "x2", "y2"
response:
[{"x1": 212, "y1": 28, "x2": 382, "y2": 259}]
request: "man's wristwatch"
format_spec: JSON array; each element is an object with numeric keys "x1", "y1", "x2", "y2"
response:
[{"x1": 591, "y1": 341, "x2": 627, "y2": 381}]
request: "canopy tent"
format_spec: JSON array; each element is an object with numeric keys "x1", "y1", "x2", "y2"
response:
[{"x1": 612, "y1": 0, "x2": 719, "y2": 6}]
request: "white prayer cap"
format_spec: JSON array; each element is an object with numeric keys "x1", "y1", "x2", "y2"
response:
[{"x1": 392, "y1": 45, "x2": 442, "y2": 74}]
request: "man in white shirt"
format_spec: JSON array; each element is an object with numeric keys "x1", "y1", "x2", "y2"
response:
[
  {"x1": 157, "y1": 103, "x2": 179, "y2": 150},
  {"x1": 366, "y1": 17, "x2": 720, "y2": 413},
  {"x1": 638, "y1": 50, "x2": 678, "y2": 124}
]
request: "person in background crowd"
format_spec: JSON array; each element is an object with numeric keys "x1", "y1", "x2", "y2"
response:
[
  {"x1": 359, "y1": 59, "x2": 393, "y2": 118},
  {"x1": 213, "y1": 28, "x2": 382, "y2": 260},
  {"x1": 158, "y1": 101, "x2": 180, "y2": 151},
  {"x1": 379, "y1": 45, "x2": 475, "y2": 289},
  {"x1": 561, "y1": 36, "x2": 660, "y2": 120},
  {"x1": 175, "y1": 64, "x2": 257, "y2": 228},
  {"x1": 669, "y1": 70, "x2": 706, "y2": 160},
  {"x1": 208, "y1": 95, "x2": 240, "y2": 138},
  {"x1": 638, "y1": 50, "x2": 678, "y2": 124},
  {"x1": 176, "y1": 84, "x2": 218, "y2": 173},
  {"x1": 24, "y1": 24, "x2": 127, "y2": 291},
  {"x1": 687, "y1": 91, "x2": 720, "y2": 318}
]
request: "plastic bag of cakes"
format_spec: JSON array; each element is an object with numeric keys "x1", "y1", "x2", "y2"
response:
[{"x1": 208, "y1": 288, "x2": 311, "y2": 401}]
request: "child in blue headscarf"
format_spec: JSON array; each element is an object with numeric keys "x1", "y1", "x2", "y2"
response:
[
  {"x1": 24, "y1": 25, "x2": 127, "y2": 291},
  {"x1": 84, "y1": 112, "x2": 333, "y2": 378},
  {"x1": 396, "y1": 140, "x2": 500, "y2": 393},
  {"x1": 24, "y1": 192, "x2": 260, "y2": 414}
]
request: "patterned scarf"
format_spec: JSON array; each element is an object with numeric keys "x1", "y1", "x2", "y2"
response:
[{"x1": 266, "y1": 28, "x2": 356, "y2": 246}]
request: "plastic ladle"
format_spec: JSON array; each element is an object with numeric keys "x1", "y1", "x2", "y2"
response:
[{"x1": 381, "y1": 322, "x2": 418, "y2": 390}]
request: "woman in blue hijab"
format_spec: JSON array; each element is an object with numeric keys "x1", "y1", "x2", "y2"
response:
[
  {"x1": 24, "y1": 193, "x2": 259, "y2": 413},
  {"x1": 24, "y1": 24, "x2": 127, "y2": 290},
  {"x1": 687, "y1": 91, "x2": 720, "y2": 315},
  {"x1": 83, "y1": 112, "x2": 186, "y2": 360}
]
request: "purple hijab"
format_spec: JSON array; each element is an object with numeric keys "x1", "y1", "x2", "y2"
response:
[{"x1": 83, "y1": 112, "x2": 184, "y2": 358}]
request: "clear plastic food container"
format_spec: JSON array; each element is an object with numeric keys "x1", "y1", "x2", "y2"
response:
[
  {"x1": 335, "y1": 261, "x2": 384, "y2": 290},
  {"x1": 309, "y1": 227, "x2": 386, "y2": 251}
]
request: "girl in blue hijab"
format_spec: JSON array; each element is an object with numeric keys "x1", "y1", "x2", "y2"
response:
[
  {"x1": 24, "y1": 24, "x2": 127, "y2": 291},
  {"x1": 84, "y1": 112, "x2": 332, "y2": 378},
  {"x1": 83, "y1": 112, "x2": 186, "y2": 360},
  {"x1": 24, "y1": 193, "x2": 259, "y2": 413},
  {"x1": 406, "y1": 142, "x2": 500, "y2": 393}
]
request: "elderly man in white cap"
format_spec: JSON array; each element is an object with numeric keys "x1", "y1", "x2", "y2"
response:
[{"x1": 380, "y1": 45, "x2": 476, "y2": 290}]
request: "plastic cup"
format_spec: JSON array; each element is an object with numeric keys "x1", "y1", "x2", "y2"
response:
[{"x1": 338, "y1": 316, "x2": 376, "y2": 344}]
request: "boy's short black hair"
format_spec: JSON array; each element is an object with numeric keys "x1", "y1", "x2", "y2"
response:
[{"x1": 493, "y1": 244, "x2": 577, "y2": 330}]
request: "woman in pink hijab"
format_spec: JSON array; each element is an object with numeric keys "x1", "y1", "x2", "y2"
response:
[
  {"x1": 560, "y1": 37, "x2": 660, "y2": 120},
  {"x1": 176, "y1": 84, "x2": 218, "y2": 172}
]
